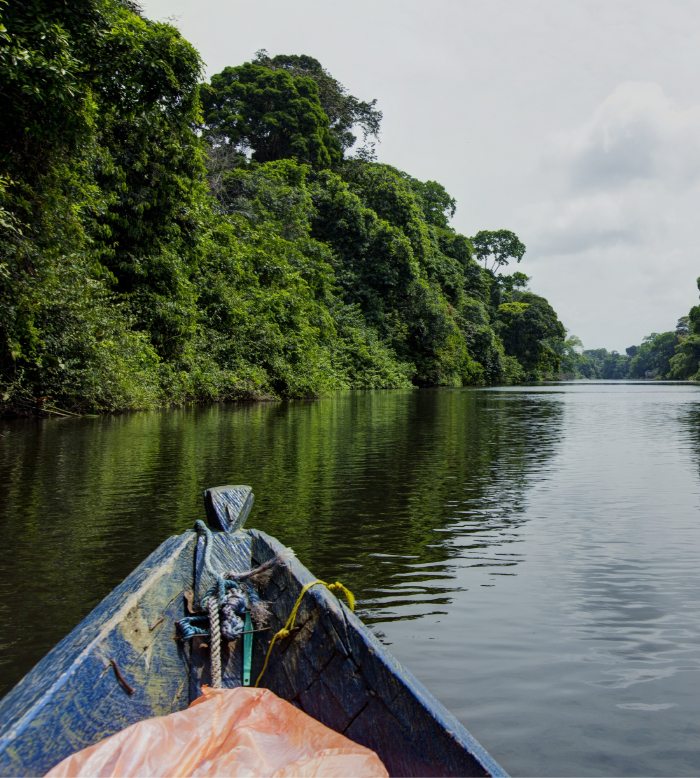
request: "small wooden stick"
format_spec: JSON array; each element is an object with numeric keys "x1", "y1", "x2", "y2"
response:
[
  {"x1": 149, "y1": 616, "x2": 165, "y2": 632},
  {"x1": 110, "y1": 658, "x2": 135, "y2": 695}
]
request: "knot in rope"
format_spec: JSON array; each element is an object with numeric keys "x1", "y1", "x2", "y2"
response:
[
  {"x1": 221, "y1": 590, "x2": 247, "y2": 641},
  {"x1": 327, "y1": 582, "x2": 355, "y2": 611}
]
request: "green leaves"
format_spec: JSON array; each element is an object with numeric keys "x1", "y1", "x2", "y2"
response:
[
  {"x1": 497, "y1": 293, "x2": 566, "y2": 377},
  {"x1": 253, "y1": 51, "x2": 382, "y2": 155},
  {"x1": 202, "y1": 63, "x2": 341, "y2": 169},
  {"x1": 627, "y1": 331, "x2": 679, "y2": 379},
  {"x1": 1, "y1": 11, "x2": 573, "y2": 416},
  {"x1": 471, "y1": 229, "x2": 526, "y2": 271}
]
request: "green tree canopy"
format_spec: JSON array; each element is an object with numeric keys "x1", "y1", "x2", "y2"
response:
[
  {"x1": 409, "y1": 179, "x2": 456, "y2": 228},
  {"x1": 1, "y1": 6, "x2": 575, "y2": 418},
  {"x1": 471, "y1": 229, "x2": 526, "y2": 271},
  {"x1": 669, "y1": 280, "x2": 700, "y2": 379},
  {"x1": 548, "y1": 335, "x2": 598, "y2": 378},
  {"x1": 495, "y1": 271, "x2": 530, "y2": 297},
  {"x1": 202, "y1": 63, "x2": 341, "y2": 169},
  {"x1": 381, "y1": 167, "x2": 456, "y2": 228},
  {"x1": 601, "y1": 351, "x2": 630, "y2": 379},
  {"x1": 497, "y1": 292, "x2": 566, "y2": 376},
  {"x1": 582, "y1": 348, "x2": 630, "y2": 379},
  {"x1": 628, "y1": 331, "x2": 679, "y2": 378},
  {"x1": 676, "y1": 316, "x2": 690, "y2": 337},
  {"x1": 252, "y1": 51, "x2": 382, "y2": 154}
]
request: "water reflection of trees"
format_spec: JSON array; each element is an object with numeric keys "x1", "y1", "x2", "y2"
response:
[
  {"x1": 235, "y1": 389, "x2": 564, "y2": 627},
  {"x1": 0, "y1": 388, "x2": 563, "y2": 698}
]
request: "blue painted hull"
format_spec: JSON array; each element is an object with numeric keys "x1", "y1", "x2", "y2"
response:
[{"x1": 0, "y1": 487, "x2": 507, "y2": 777}]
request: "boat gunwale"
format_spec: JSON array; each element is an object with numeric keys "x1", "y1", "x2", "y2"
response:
[
  {"x1": 250, "y1": 528, "x2": 508, "y2": 778},
  {"x1": 0, "y1": 531, "x2": 196, "y2": 754}
]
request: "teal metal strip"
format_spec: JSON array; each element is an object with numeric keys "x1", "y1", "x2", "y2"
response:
[{"x1": 243, "y1": 611, "x2": 252, "y2": 686}]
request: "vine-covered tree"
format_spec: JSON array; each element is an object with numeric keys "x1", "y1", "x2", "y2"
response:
[
  {"x1": 201, "y1": 63, "x2": 341, "y2": 169},
  {"x1": 253, "y1": 51, "x2": 382, "y2": 155},
  {"x1": 497, "y1": 293, "x2": 566, "y2": 375}
]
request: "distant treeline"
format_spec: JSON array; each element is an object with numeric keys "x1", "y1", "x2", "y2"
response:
[
  {"x1": 569, "y1": 277, "x2": 700, "y2": 381},
  {"x1": 579, "y1": 306, "x2": 700, "y2": 381},
  {"x1": 2, "y1": 0, "x2": 580, "y2": 416}
]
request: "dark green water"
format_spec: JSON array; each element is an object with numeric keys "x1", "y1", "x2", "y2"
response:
[{"x1": 2, "y1": 383, "x2": 700, "y2": 776}]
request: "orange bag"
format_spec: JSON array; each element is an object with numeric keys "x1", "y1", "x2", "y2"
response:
[{"x1": 46, "y1": 686, "x2": 388, "y2": 777}]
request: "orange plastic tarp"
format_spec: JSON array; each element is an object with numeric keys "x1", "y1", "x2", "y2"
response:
[{"x1": 46, "y1": 686, "x2": 388, "y2": 777}]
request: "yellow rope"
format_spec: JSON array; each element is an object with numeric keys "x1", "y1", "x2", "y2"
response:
[{"x1": 254, "y1": 580, "x2": 355, "y2": 688}]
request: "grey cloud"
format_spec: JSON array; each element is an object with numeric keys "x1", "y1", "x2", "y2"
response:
[
  {"x1": 532, "y1": 225, "x2": 642, "y2": 257},
  {"x1": 550, "y1": 82, "x2": 700, "y2": 196},
  {"x1": 526, "y1": 82, "x2": 700, "y2": 261},
  {"x1": 568, "y1": 117, "x2": 660, "y2": 191}
]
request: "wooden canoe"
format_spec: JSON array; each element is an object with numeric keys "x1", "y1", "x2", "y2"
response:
[{"x1": 0, "y1": 486, "x2": 507, "y2": 777}]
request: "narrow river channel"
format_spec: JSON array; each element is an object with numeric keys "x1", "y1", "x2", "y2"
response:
[{"x1": 2, "y1": 382, "x2": 700, "y2": 776}]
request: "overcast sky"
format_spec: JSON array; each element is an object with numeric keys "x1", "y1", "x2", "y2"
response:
[{"x1": 142, "y1": 0, "x2": 700, "y2": 351}]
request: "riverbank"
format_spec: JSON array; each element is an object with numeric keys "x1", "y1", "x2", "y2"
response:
[{"x1": 3, "y1": 1, "x2": 575, "y2": 421}]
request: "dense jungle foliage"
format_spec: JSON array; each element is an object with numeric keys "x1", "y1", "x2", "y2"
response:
[{"x1": 1, "y1": 0, "x2": 577, "y2": 416}]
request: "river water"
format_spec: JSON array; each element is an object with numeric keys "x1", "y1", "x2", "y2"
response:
[{"x1": 2, "y1": 382, "x2": 700, "y2": 776}]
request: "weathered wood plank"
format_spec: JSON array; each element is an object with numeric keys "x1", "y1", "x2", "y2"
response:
[
  {"x1": 344, "y1": 696, "x2": 438, "y2": 777},
  {"x1": 193, "y1": 529, "x2": 250, "y2": 601},
  {"x1": 0, "y1": 532, "x2": 197, "y2": 778},
  {"x1": 318, "y1": 652, "x2": 367, "y2": 720},
  {"x1": 299, "y1": 676, "x2": 354, "y2": 734},
  {"x1": 203, "y1": 486, "x2": 253, "y2": 533}
]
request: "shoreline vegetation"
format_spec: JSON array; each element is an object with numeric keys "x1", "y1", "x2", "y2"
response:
[
  {"x1": 2, "y1": 2, "x2": 697, "y2": 419},
  {"x1": 576, "y1": 297, "x2": 700, "y2": 381}
]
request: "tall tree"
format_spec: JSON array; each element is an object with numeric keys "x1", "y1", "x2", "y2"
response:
[
  {"x1": 253, "y1": 51, "x2": 382, "y2": 155},
  {"x1": 202, "y1": 63, "x2": 341, "y2": 169},
  {"x1": 471, "y1": 229, "x2": 526, "y2": 271}
]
